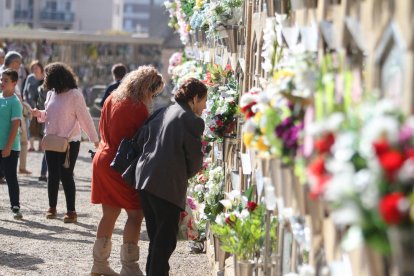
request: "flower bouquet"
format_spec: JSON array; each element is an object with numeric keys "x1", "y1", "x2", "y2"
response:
[
  {"x1": 211, "y1": 191, "x2": 277, "y2": 262},
  {"x1": 204, "y1": 78, "x2": 239, "y2": 140}
]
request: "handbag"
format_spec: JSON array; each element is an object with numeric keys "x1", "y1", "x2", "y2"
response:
[
  {"x1": 41, "y1": 134, "x2": 70, "y2": 168},
  {"x1": 111, "y1": 107, "x2": 165, "y2": 176},
  {"x1": 42, "y1": 134, "x2": 69, "y2": 152},
  {"x1": 110, "y1": 129, "x2": 142, "y2": 174}
]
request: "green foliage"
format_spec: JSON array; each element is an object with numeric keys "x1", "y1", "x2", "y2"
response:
[{"x1": 212, "y1": 204, "x2": 277, "y2": 261}]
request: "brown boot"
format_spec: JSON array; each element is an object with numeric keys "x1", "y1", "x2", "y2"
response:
[
  {"x1": 120, "y1": 243, "x2": 145, "y2": 276},
  {"x1": 91, "y1": 238, "x2": 119, "y2": 276}
]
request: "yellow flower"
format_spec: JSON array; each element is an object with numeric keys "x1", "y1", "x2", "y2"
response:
[
  {"x1": 255, "y1": 137, "x2": 269, "y2": 152},
  {"x1": 273, "y1": 70, "x2": 294, "y2": 81},
  {"x1": 243, "y1": 132, "x2": 254, "y2": 147},
  {"x1": 196, "y1": 0, "x2": 203, "y2": 8},
  {"x1": 253, "y1": 111, "x2": 262, "y2": 124},
  {"x1": 186, "y1": 24, "x2": 191, "y2": 32}
]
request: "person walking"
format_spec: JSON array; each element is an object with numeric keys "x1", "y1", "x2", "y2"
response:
[
  {"x1": 31, "y1": 62, "x2": 99, "y2": 223},
  {"x1": 100, "y1": 63, "x2": 127, "y2": 107},
  {"x1": 90, "y1": 65, "x2": 164, "y2": 276},
  {"x1": 23, "y1": 60, "x2": 44, "y2": 151},
  {"x1": 0, "y1": 69, "x2": 23, "y2": 219},
  {"x1": 0, "y1": 51, "x2": 31, "y2": 175},
  {"x1": 36, "y1": 81, "x2": 48, "y2": 182},
  {"x1": 135, "y1": 78, "x2": 207, "y2": 276}
]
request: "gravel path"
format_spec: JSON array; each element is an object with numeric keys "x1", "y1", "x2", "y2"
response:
[{"x1": 0, "y1": 142, "x2": 211, "y2": 276}]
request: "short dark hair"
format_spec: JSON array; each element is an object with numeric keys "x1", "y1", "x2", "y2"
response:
[
  {"x1": 43, "y1": 62, "x2": 78, "y2": 93},
  {"x1": 112, "y1": 63, "x2": 127, "y2": 80},
  {"x1": 2, "y1": 68, "x2": 18, "y2": 82},
  {"x1": 174, "y1": 78, "x2": 207, "y2": 103},
  {"x1": 4, "y1": 51, "x2": 22, "y2": 67}
]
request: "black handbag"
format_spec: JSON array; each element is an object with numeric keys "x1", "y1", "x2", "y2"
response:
[
  {"x1": 121, "y1": 157, "x2": 139, "y2": 186},
  {"x1": 110, "y1": 107, "x2": 165, "y2": 182},
  {"x1": 110, "y1": 129, "x2": 142, "y2": 174}
]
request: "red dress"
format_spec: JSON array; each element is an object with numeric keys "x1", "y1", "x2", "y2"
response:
[{"x1": 91, "y1": 94, "x2": 148, "y2": 209}]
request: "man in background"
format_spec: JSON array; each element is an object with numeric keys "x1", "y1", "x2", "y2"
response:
[{"x1": 100, "y1": 63, "x2": 127, "y2": 107}]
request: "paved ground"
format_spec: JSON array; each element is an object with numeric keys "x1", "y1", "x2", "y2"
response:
[{"x1": 0, "y1": 142, "x2": 210, "y2": 276}]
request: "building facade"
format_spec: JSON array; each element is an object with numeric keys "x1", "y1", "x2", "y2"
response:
[
  {"x1": 4, "y1": 0, "x2": 169, "y2": 35},
  {"x1": 0, "y1": 0, "x2": 14, "y2": 28}
]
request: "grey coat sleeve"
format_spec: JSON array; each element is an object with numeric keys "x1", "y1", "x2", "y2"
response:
[{"x1": 183, "y1": 116, "x2": 205, "y2": 178}]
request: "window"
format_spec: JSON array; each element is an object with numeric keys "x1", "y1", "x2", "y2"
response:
[
  {"x1": 46, "y1": 1, "x2": 57, "y2": 11},
  {"x1": 66, "y1": 1, "x2": 71, "y2": 11},
  {"x1": 6, "y1": 0, "x2": 11, "y2": 9},
  {"x1": 124, "y1": 4, "x2": 133, "y2": 13}
]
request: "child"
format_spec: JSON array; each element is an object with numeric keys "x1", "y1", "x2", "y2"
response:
[{"x1": 0, "y1": 68, "x2": 23, "y2": 219}]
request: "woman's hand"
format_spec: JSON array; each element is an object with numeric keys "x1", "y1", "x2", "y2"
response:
[
  {"x1": 31, "y1": 108, "x2": 41, "y2": 118},
  {"x1": 94, "y1": 141, "x2": 99, "y2": 149}
]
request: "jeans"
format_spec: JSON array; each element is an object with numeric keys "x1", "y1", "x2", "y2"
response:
[
  {"x1": 40, "y1": 154, "x2": 48, "y2": 176},
  {"x1": 139, "y1": 190, "x2": 181, "y2": 276},
  {"x1": 45, "y1": 141, "x2": 80, "y2": 212},
  {"x1": 0, "y1": 150, "x2": 20, "y2": 208}
]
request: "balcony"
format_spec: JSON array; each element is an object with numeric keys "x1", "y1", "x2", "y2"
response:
[
  {"x1": 40, "y1": 11, "x2": 74, "y2": 23},
  {"x1": 14, "y1": 10, "x2": 33, "y2": 21}
]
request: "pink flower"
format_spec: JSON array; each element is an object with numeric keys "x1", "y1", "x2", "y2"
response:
[{"x1": 186, "y1": 196, "x2": 197, "y2": 210}]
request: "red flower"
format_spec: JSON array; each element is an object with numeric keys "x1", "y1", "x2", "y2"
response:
[
  {"x1": 246, "y1": 201, "x2": 257, "y2": 212},
  {"x1": 378, "y1": 150, "x2": 405, "y2": 181},
  {"x1": 405, "y1": 148, "x2": 414, "y2": 159},
  {"x1": 209, "y1": 126, "x2": 216, "y2": 132},
  {"x1": 225, "y1": 215, "x2": 237, "y2": 227},
  {"x1": 373, "y1": 139, "x2": 390, "y2": 156},
  {"x1": 241, "y1": 102, "x2": 257, "y2": 119},
  {"x1": 216, "y1": 119, "x2": 224, "y2": 127},
  {"x1": 379, "y1": 192, "x2": 406, "y2": 225},
  {"x1": 314, "y1": 132, "x2": 335, "y2": 154},
  {"x1": 308, "y1": 156, "x2": 326, "y2": 176},
  {"x1": 309, "y1": 174, "x2": 331, "y2": 199}
]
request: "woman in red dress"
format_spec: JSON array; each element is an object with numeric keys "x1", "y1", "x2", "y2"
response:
[{"x1": 90, "y1": 65, "x2": 164, "y2": 276}]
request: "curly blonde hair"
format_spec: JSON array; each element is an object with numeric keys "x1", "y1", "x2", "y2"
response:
[{"x1": 112, "y1": 65, "x2": 164, "y2": 103}]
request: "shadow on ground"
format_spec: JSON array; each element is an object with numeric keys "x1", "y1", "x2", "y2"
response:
[{"x1": 0, "y1": 250, "x2": 44, "y2": 271}]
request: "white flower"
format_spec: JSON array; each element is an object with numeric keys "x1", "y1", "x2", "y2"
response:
[
  {"x1": 298, "y1": 264, "x2": 316, "y2": 276},
  {"x1": 240, "y1": 209, "x2": 250, "y2": 219},
  {"x1": 219, "y1": 199, "x2": 232, "y2": 209},
  {"x1": 330, "y1": 203, "x2": 362, "y2": 226},
  {"x1": 215, "y1": 213, "x2": 225, "y2": 225},
  {"x1": 398, "y1": 159, "x2": 414, "y2": 183},
  {"x1": 226, "y1": 190, "x2": 241, "y2": 202}
]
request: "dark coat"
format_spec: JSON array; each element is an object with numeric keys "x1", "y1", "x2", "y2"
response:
[{"x1": 135, "y1": 102, "x2": 205, "y2": 210}]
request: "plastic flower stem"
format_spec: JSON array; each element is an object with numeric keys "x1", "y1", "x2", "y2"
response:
[
  {"x1": 325, "y1": 78, "x2": 335, "y2": 114},
  {"x1": 343, "y1": 71, "x2": 353, "y2": 111},
  {"x1": 315, "y1": 90, "x2": 324, "y2": 120}
]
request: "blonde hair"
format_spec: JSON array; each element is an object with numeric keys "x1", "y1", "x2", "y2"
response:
[{"x1": 112, "y1": 65, "x2": 164, "y2": 103}]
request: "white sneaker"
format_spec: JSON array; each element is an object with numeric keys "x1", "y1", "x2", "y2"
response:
[{"x1": 12, "y1": 206, "x2": 23, "y2": 220}]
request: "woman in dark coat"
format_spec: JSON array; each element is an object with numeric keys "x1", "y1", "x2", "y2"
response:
[{"x1": 136, "y1": 78, "x2": 207, "y2": 276}]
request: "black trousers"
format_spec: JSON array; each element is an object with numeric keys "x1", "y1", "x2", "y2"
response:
[
  {"x1": 0, "y1": 150, "x2": 20, "y2": 208},
  {"x1": 139, "y1": 190, "x2": 181, "y2": 276},
  {"x1": 45, "y1": 141, "x2": 80, "y2": 212}
]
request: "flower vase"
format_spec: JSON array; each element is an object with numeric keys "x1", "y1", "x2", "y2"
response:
[
  {"x1": 225, "y1": 26, "x2": 238, "y2": 53},
  {"x1": 388, "y1": 226, "x2": 414, "y2": 276},
  {"x1": 213, "y1": 235, "x2": 229, "y2": 270},
  {"x1": 237, "y1": 259, "x2": 255, "y2": 276}
]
